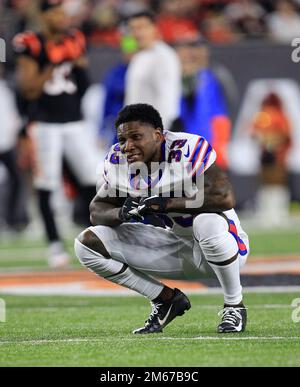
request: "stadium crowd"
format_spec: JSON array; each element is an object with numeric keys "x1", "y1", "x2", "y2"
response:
[
  {"x1": 1, "y1": 0, "x2": 300, "y2": 266},
  {"x1": 2, "y1": 0, "x2": 300, "y2": 48}
]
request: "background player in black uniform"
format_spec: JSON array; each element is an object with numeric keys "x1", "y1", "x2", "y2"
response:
[{"x1": 13, "y1": 0, "x2": 98, "y2": 267}]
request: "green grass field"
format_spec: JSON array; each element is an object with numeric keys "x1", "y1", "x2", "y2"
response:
[
  {"x1": 1, "y1": 229, "x2": 300, "y2": 367},
  {"x1": 0, "y1": 293, "x2": 300, "y2": 367}
]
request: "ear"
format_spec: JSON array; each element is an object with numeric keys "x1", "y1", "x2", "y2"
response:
[{"x1": 154, "y1": 128, "x2": 164, "y2": 142}]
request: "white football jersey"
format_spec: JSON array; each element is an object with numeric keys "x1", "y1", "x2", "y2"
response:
[
  {"x1": 99, "y1": 131, "x2": 216, "y2": 195},
  {"x1": 96, "y1": 131, "x2": 217, "y2": 234}
]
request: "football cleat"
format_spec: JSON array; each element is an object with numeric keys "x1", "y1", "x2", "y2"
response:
[
  {"x1": 133, "y1": 288, "x2": 191, "y2": 334},
  {"x1": 48, "y1": 241, "x2": 71, "y2": 269},
  {"x1": 217, "y1": 306, "x2": 247, "y2": 333}
]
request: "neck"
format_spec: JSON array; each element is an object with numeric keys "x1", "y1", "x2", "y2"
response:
[
  {"x1": 146, "y1": 143, "x2": 163, "y2": 171},
  {"x1": 141, "y1": 40, "x2": 158, "y2": 50},
  {"x1": 43, "y1": 26, "x2": 63, "y2": 41}
]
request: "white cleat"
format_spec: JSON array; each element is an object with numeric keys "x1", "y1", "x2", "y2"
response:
[{"x1": 48, "y1": 241, "x2": 71, "y2": 269}]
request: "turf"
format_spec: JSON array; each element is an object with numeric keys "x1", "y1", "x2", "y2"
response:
[
  {"x1": 248, "y1": 230, "x2": 300, "y2": 255},
  {"x1": 0, "y1": 292, "x2": 300, "y2": 367},
  {"x1": 1, "y1": 228, "x2": 300, "y2": 367}
]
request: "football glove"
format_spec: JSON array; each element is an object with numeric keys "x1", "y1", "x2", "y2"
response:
[
  {"x1": 138, "y1": 195, "x2": 169, "y2": 215},
  {"x1": 119, "y1": 197, "x2": 143, "y2": 222}
]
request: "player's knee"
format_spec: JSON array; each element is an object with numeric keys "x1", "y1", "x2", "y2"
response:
[
  {"x1": 75, "y1": 229, "x2": 109, "y2": 257},
  {"x1": 193, "y1": 214, "x2": 239, "y2": 263},
  {"x1": 74, "y1": 236, "x2": 88, "y2": 266},
  {"x1": 193, "y1": 214, "x2": 227, "y2": 242}
]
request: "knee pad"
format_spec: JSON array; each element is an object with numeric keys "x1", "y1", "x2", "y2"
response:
[{"x1": 193, "y1": 214, "x2": 238, "y2": 263}]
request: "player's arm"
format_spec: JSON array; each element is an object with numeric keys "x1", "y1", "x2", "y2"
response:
[
  {"x1": 89, "y1": 193, "x2": 124, "y2": 227},
  {"x1": 167, "y1": 164, "x2": 235, "y2": 213},
  {"x1": 15, "y1": 55, "x2": 53, "y2": 100},
  {"x1": 71, "y1": 30, "x2": 90, "y2": 97},
  {"x1": 199, "y1": 163, "x2": 235, "y2": 212},
  {"x1": 90, "y1": 190, "x2": 143, "y2": 226},
  {"x1": 140, "y1": 164, "x2": 235, "y2": 215},
  {"x1": 72, "y1": 57, "x2": 90, "y2": 97}
]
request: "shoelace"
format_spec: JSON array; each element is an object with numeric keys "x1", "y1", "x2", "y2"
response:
[
  {"x1": 145, "y1": 302, "x2": 163, "y2": 324},
  {"x1": 218, "y1": 307, "x2": 243, "y2": 325}
]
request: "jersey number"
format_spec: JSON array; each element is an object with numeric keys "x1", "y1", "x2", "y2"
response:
[
  {"x1": 168, "y1": 139, "x2": 187, "y2": 163},
  {"x1": 44, "y1": 63, "x2": 77, "y2": 96}
]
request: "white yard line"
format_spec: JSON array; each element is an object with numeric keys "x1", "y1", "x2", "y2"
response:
[
  {"x1": 157, "y1": 336, "x2": 300, "y2": 341},
  {"x1": 0, "y1": 336, "x2": 299, "y2": 345},
  {"x1": 5, "y1": 304, "x2": 295, "y2": 312},
  {"x1": 1, "y1": 285, "x2": 300, "y2": 296}
]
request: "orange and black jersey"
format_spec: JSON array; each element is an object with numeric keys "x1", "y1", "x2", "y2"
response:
[{"x1": 13, "y1": 29, "x2": 90, "y2": 123}]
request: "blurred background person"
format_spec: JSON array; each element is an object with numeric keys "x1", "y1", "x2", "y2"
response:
[
  {"x1": 82, "y1": 0, "x2": 121, "y2": 48},
  {"x1": 0, "y1": 63, "x2": 28, "y2": 233},
  {"x1": 99, "y1": 33, "x2": 138, "y2": 151},
  {"x1": 251, "y1": 92, "x2": 292, "y2": 225},
  {"x1": 12, "y1": 0, "x2": 99, "y2": 268},
  {"x1": 174, "y1": 34, "x2": 231, "y2": 170},
  {"x1": 124, "y1": 10, "x2": 182, "y2": 130},
  {"x1": 229, "y1": 78, "x2": 300, "y2": 215},
  {"x1": 0, "y1": 0, "x2": 38, "y2": 73},
  {"x1": 156, "y1": 0, "x2": 200, "y2": 44},
  {"x1": 266, "y1": 0, "x2": 300, "y2": 43},
  {"x1": 224, "y1": 0, "x2": 267, "y2": 40},
  {"x1": 200, "y1": 8, "x2": 240, "y2": 44}
]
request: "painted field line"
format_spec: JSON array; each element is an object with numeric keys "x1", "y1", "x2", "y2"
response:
[
  {"x1": 0, "y1": 336, "x2": 300, "y2": 345},
  {"x1": 158, "y1": 336, "x2": 300, "y2": 341},
  {"x1": 1, "y1": 285, "x2": 300, "y2": 297},
  {"x1": 6, "y1": 304, "x2": 295, "y2": 313},
  {"x1": 0, "y1": 266, "x2": 80, "y2": 274}
]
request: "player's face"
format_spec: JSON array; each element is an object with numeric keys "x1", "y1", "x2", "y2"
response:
[
  {"x1": 176, "y1": 45, "x2": 208, "y2": 76},
  {"x1": 128, "y1": 17, "x2": 158, "y2": 49},
  {"x1": 42, "y1": 6, "x2": 71, "y2": 33},
  {"x1": 117, "y1": 121, "x2": 163, "y2": 165}
]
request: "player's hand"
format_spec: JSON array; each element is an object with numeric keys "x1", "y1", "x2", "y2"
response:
[
  {"x1": 119, "y1": 197, "x2": 143, "y2": 222},
  {"x1": 138, "y1": 195, "x2": 169, "y2": 214}
]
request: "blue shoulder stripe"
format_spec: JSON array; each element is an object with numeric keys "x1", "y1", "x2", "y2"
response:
[
  {"x1": 190, "y1": 138, "x2": 205, "y2": 168},
  {"x1": 192, "y1": 144, "x2": 213, "y2": 177},
  {"x1": 202, "y1": 144, "x2": 212, "y2": 165}
]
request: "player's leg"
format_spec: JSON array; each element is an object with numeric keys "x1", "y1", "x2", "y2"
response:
[
  {"x1": 0, "y1": 148, "x2": 26, "y2": 229},
  {"x1": 61, "y1": 157, "x2": 95, "y2": 226},
  {"x1": 62, "y1": 121, "x2": 99, "y2": 224},
  {"x1": 29, "y1": 123, "x2": 70, "y2": 268},
  {"x1": 74, "y1": 225, "x2": 191, "y2": 334},
  {"x1": 193, "y1": 213, "x2": 249, "y2": 333}
]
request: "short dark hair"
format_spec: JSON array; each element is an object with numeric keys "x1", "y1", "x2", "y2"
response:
[
  {"x1": 39, "y1": 0, "x2": 62, "y2": 12},
  {"x1": 125, "y1": 10, "x2": 156, "y2": 24},
  {"x1": 115, "y1": 104, "x2": 164, "y2": 131}
]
